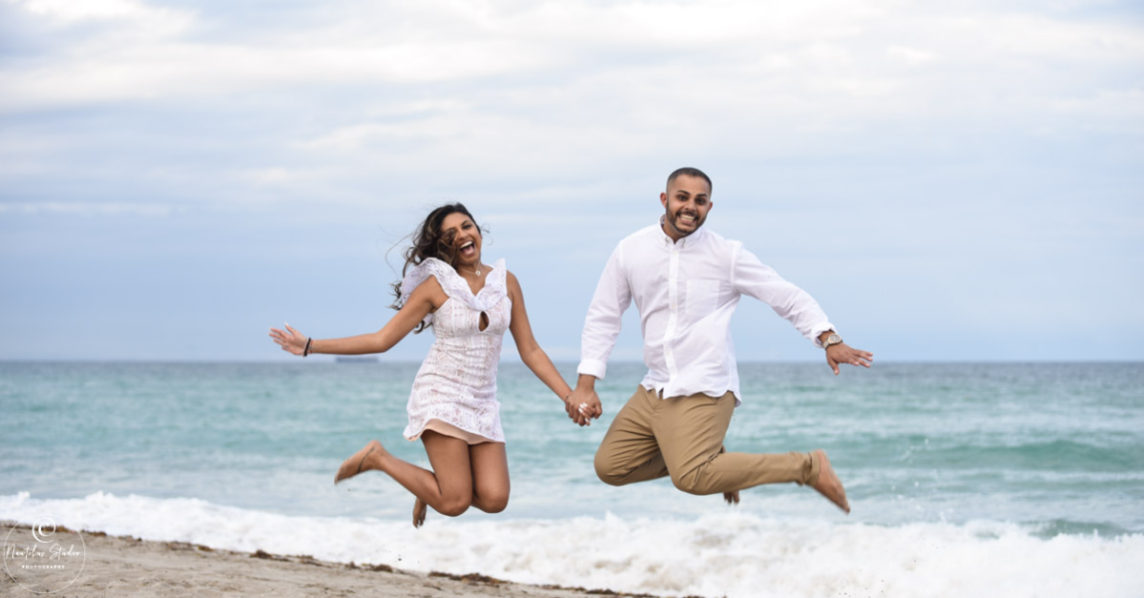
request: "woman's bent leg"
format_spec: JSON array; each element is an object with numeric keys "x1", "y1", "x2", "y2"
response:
[
  {"x1": 415, "y1": 431, "x2": 477, "y2": 517},
  {"x1": 336, "y1": 433, "x2": 476, "y2": 521},
  {"x1": 468, "y1": 442, "x2": 509, "y2": 513}
]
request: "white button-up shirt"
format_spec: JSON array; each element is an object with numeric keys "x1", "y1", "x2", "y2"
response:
[{"x1": 578, "y1": 222, "x2": 834, "y2": 402}]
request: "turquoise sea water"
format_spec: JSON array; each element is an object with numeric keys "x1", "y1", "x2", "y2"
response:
[{"x1": 2, "y1": 361, "x2": 1143, "y2": 597}]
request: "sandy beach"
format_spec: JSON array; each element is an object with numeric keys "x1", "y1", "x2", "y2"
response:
[{"x1": 1, "y1": 522, "x2": 672, "y2": 598}]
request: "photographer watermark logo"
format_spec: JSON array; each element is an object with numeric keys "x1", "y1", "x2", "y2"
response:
[{"x1": 3, "y1": 518, "x2": 86, "y2": 594}]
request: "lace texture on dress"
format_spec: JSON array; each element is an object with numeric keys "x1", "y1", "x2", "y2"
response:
[
  {"x1": 399, "y1": 257, "x2": 508, "y2": 326},
  {"x1": 400, "y1": 257, "x2": 512, "y2": 443}
]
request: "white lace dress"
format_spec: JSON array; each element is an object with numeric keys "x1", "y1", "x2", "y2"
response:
[{"x1": 399, "y1": 257, "x2": 511, "y2": 444}]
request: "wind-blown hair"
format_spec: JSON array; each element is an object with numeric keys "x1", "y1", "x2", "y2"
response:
[{"x1": 391, "y1": 203, "x2": 483, "y2": 332}]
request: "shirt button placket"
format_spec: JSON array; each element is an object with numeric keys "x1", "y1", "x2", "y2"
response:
[{"x1": 663, "y1": 245, "x2": 680, "y2": 388}]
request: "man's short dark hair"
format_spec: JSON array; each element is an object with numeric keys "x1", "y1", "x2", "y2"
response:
[{"x1": 666, "y1": 167, "x2": 712, "y2": 194}]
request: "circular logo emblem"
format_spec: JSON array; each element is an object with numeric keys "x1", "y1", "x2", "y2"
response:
[{"x1": 3, "y1": 518, "x2": 86, "y2": 594}]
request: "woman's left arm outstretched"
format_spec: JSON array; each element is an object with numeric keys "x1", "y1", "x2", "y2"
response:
[{"x1": 506, "y1": 272, "x2": 575, "y2": 407}]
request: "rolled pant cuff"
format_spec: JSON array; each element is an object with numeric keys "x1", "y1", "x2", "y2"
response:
[{"x1": 799, "y1": 451, "x2": 821, "y2": 486}]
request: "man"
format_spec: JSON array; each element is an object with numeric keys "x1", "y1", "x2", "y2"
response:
[{"x1": 566, "y1": 167, "x2": 872, "y2": 513}]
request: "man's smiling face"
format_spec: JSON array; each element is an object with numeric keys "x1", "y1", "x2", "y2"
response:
[{"x1": 660, "y1": 174, "x2": 713, "y2": 241}]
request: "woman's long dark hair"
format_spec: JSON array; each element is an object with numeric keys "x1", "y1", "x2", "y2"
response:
[{"x1": 391, "y1": 203, "x2": 483, "y2": 332}]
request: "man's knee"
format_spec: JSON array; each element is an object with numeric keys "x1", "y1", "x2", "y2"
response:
[
  {"x1": 594, "y1": 450, "x2": 626, "y2": 487},
  {"x1": 670, "y1": 468, "x2": 716, "y2": 496}
]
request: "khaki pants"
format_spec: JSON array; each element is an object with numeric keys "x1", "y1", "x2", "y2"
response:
[{"x1": 594, "y1": 386, "x2": 820, "y2": 495}]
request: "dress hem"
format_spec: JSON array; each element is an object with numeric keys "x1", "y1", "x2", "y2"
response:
[{"x1": 405, "y1": 419, "x2": 503, "y2": 445}]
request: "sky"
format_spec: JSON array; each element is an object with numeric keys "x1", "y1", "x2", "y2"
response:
[{"x1": 1, "y1": 0, "x2": 1141, "y2": 363}]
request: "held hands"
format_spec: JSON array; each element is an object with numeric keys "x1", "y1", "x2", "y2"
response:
[
  {"x1": 269, "y1": 323, "x2": 309, "y2": 356},
  {"x1": 564, "y1": 385, "x2": 602, "y2": 427},
  {"x1": 825, "y1": 343, "x2": 873, "y2": 375}
]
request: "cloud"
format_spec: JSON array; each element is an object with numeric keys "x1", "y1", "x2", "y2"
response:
[
  {"x1": 13, "y1": 0, "x2": 182, "y2": 24},
  {"x1": 886, "y1": 45, "x2": 934, "y2": 66},
  {"x1": 4, "y1": 0, "x2": 1139, "y2": 216},
  {"x1": 4, "y1": 0, "x2": 1139, "y2": 123},
  {"x1": 1, "y1": 1, "x2": 561, "y2": 110},
  {"x1": 1, "y1": 0, "x2": 1141, "y2": 362},
  {"x1": 0, "y1": 200, "x2": 176, "y2": 216}
]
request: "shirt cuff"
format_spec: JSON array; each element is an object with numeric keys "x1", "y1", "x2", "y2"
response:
[
  {"x1": 577, "y1": 359, "x2": 607, "y2": 380},
  {"x1": 811, "y1": 322, "x2": 836, "y2": 347}
]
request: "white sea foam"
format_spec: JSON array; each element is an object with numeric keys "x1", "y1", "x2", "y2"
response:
[{"x1": 2, "y1": 491, "x2": 1142, "y2": 598}]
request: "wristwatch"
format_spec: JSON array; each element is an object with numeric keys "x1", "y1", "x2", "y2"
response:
[{"x1": 822, "y1": 333, "x2": 843, "y2": 349}]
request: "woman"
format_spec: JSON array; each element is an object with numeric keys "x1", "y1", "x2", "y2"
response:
[{"x1": 269, "y1": 203, "x2": 574, "y2": 527}]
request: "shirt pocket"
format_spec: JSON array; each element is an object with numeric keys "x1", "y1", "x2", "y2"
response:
[{"x1": 685, "y1": 279, "x2": 723, "y2": 318}]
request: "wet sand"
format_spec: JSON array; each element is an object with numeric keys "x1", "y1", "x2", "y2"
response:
[{"x1": 1, "y1": 522, "x2": 676, "y2": 598}]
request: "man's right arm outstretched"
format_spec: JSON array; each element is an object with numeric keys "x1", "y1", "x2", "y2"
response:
[{"x1": 567, "y1": 244, "x2": 631, "y2": 426}]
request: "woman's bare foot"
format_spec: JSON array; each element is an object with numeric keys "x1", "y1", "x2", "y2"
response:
[
  {"x1": 809, "y1": 449, "x2": 850, "y2": 514},
  {"x1": 412, "y1": 498, "x2": 427, "y2": 528},
  {"x1": 334, "y1": 440, "x2": 385, "y2": 484}
]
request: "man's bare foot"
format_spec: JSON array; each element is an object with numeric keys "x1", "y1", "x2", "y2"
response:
[
  {"x1": 334, "y1": 440, "x2": 385, "y2": 484},
  {"x1": 809, "y1": 449, "x2": 850, "y2": 514},
  {"x1": 412, "y1": 498, "x2": 427, "y2": 528}
]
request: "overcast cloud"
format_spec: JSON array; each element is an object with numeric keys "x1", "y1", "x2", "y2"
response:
[{"x1": 1, "y1": 0, "x2": 1141, "y2": 362}]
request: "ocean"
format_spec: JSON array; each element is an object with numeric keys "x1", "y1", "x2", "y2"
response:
[{"x1": 2, "y1": 361, "x2": 1142, "y2": 597}]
